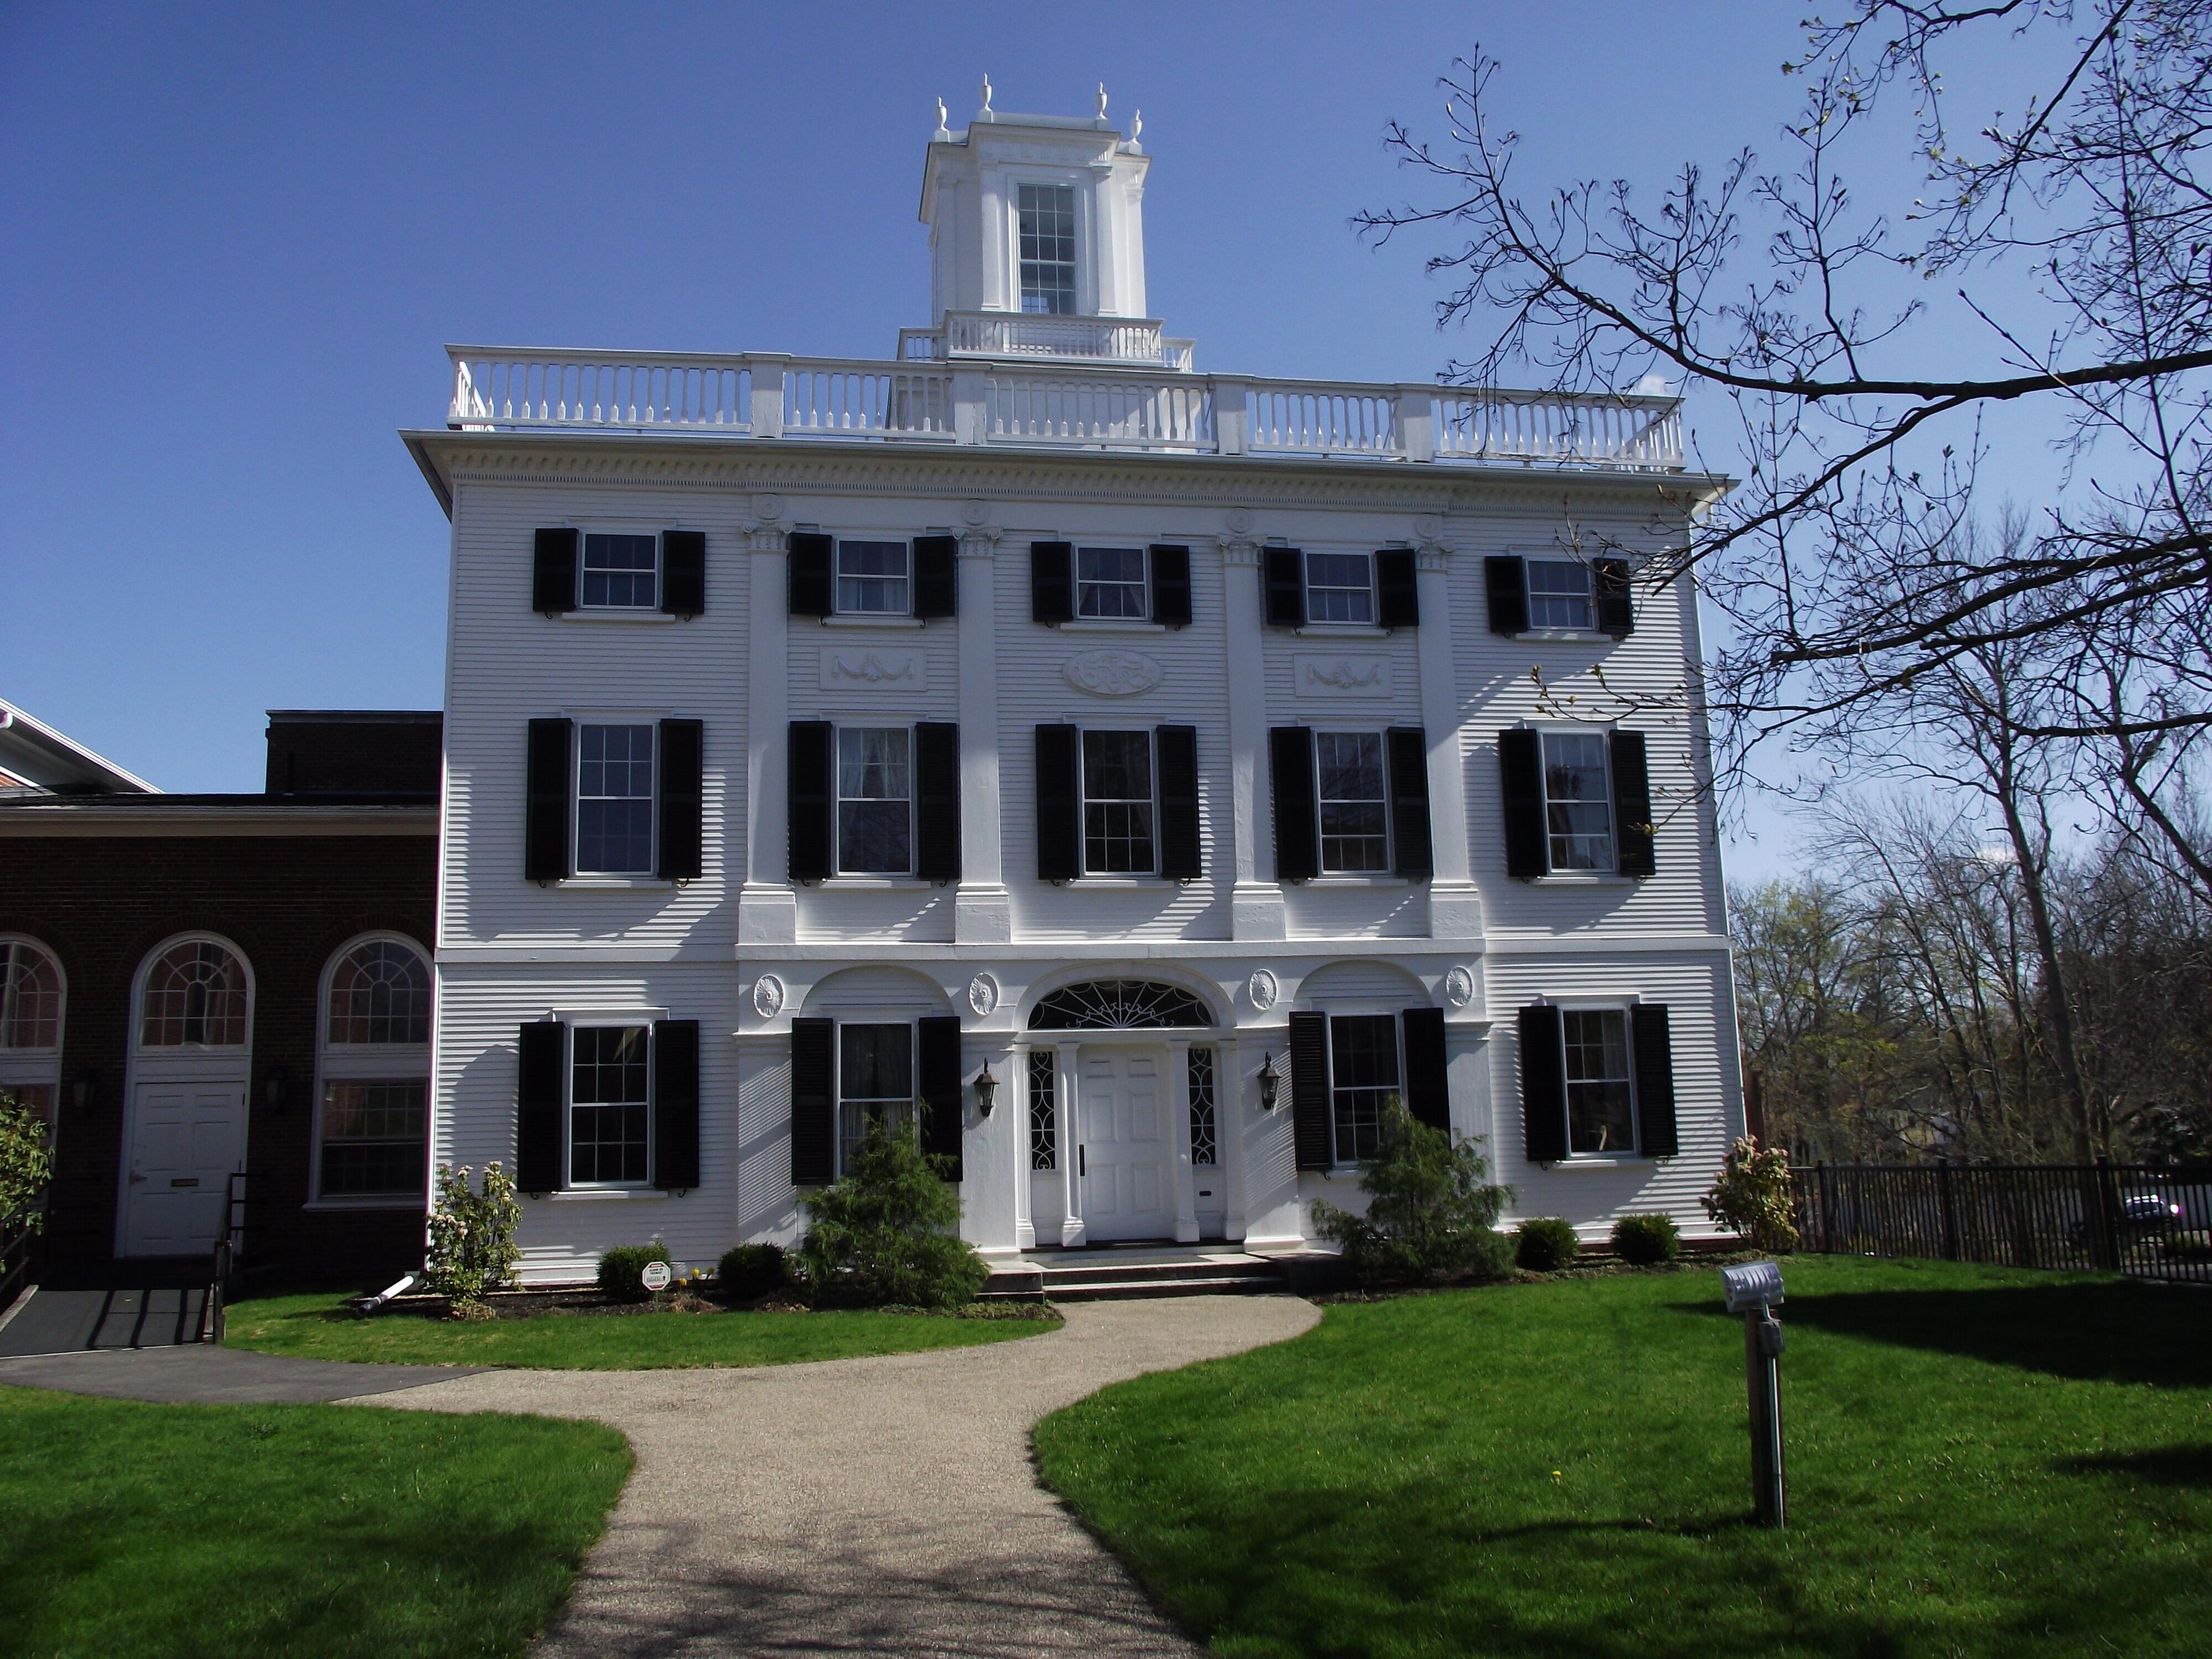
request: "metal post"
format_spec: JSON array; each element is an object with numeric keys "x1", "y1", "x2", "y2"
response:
[{"x1": 1745, "y1": 1308, "x2": 1786, "y2": 1527}]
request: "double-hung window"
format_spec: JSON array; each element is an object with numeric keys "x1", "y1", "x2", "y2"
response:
[
  {"x1": 576, "y1": 724, "x2": 656, "y2": 874},
  {"x1": 1304, "y1": 552, "x2": 1375, "y2": 624},
  {"x1": 317, "y1": 938, "x2": 431, "y2": 1202},
  {"x1": 1541, "y1": 732, "x2": 1616, "y2": 872},
  {"x1": 838, "y1": 1022, "x2": 915, "y2": 1173},
  {"x1": 1328, "y1": 1014, "x2": 1401, "y2": 1164},
  {"x1": 1077, "y1": 547, "x2": 1149, "y2": 619},
  {"x1": 836, "y1": 540, "x2": 911, "y2": 615},
  {"x1": 1315, "y1": 733, "x2": 1390, "y2": 873},
  {"x1": 0, "y1": 938, "x2": 63, "y2": 1126},
  {"x1": 1525, "y1": 560, "x2": 1594, "y2": 630},
  {"x1": 1083, "y1": 730, "x2": 1155, "y2": 873},
  {"x1": 837, "y1": 727, "x2": 912, "y2": 874},
  {"x1": 581, "y1": 533, "x2": 658, "y2": 609},
  {"x1": 1562, "y1": 1009, "x2": 1636, "y2": 1153},
  {"x1": 1017, "y1": 183, "x2": 1077, "y2": 315},
  {"x1": 570, "y1": 1024, "x2": 651, "y2": 1185}
]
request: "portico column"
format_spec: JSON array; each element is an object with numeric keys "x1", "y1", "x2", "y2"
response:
[
  {"x1": 954, "y1": 516, "x2": 1012, "y2": 942},
  {"x1": 1168, "y1": 1037, "x2": 1199, "y2": 1243},
  {"x1": 1414, "y1": 530, "x2": 1482, "y2": 940},
  {"x1": 1056, "y1": 1040, "x2": 1084, "y2": 1246},
  {"x1": 1219, "y1": 526, "x2": 1286, "y2": 939},
  {"x1": 738, "y1": 502, "x2": 797, "y2": 944},
  {"x1": 1012, "y1": 1037, "x2": 1035, "y2": 1250}
]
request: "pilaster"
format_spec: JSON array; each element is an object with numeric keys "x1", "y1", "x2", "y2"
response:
[
  {"x1": 1414, "y1": 530, "x2": 1483, "y2": 940},
  {"x1": 1056, "y1": 1040, "x2": 1084, "y2": 1246},
  {"x1": 1168, "y1": 1037, "x2": 1200, "y2": 1243},
  {"x1": 738, "y1": 501, "x2": 797, "y2": 944},
  {"x1": 1219, "y1": 521, "x2": 1286, "y2": 940},
  {"x1": 955, "y1": 513, "x2": 1013, "y2": 941}
]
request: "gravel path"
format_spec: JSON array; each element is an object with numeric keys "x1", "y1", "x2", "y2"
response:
[{"x1": 350, "y1": 1294, "x2": 1319, "y2": 1658}]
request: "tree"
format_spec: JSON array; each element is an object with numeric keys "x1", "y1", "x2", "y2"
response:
[{"x1": 1312, "y1": 1097, "x2": 1513, "y2": 1283}]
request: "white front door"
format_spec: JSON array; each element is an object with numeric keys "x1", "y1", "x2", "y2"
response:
[
  {"x1": 124, "y1": 1077, "x2": 247, "y2": 1256},
  {"x1": 1080, "y1": 1046, "x2": 1173, "y2": 1242}
]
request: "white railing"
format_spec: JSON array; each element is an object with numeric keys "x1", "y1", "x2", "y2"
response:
[
  {"x1": 445, "y1": 346, "x2": 1684, "y2": 469},
  {"x1": 900, "y1": 310, "x2": 1184, "y2": 366}
]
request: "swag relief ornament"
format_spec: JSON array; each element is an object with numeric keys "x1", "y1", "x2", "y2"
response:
[
  {"x1": 821, "y1": 649, "x2": 925, "y2": 690},
  {"x1": 1062, "y1": 649, "x2": 1164, "y2": 698}
]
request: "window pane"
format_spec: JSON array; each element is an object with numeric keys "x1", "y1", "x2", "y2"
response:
[
  {"x1": 1187, "y1": 1046, "x2": 1218, "y2": 1167},
  {"x1": 319, "y1": 1079, "x2": 427, "y2": 1197},
  {"x1": 1330, "y1": 1015, "x2": 1400, "y2": 1164},
  {"x1": 577, "y1": 724, "x2": 656, "y2": 874},
  {"x1": 1563, "y1": 1009, "x2": 1636, "y2": 1154},
  {"x1": 140, "y1": 940, "x2": 248, "y2": 1048},
  {"x1": 1076, "y1": 546, "x2": 1148, "y2": 619},
  {"x1": 1017, "y1": 183, "x2": 1077, "y2": 315},
  {"x1": 1315, "y1": 732, "x2": 1389, "y2": 872},
  {"x1": 839, "y1": 1023, "x2": 915, "y2": 1173},
  {"x1": 1, "y1": 942, "x2": 62, "y2": 1050},
  {"x1": 1304, "y1": 553, "x2": 1374, "y2": 624},
  {"x1": 570, "y1": 1025, "x2": 650, "y2": 1183},
  {"x1": 581, "y1": 533, "x2": 658, "y2": 608},
  {"x1": 835, "y1": 540, "x2": 910, "y2": 615},
  {"x1": 327, "y1": 941, "x2": 430, "y2": 1045},
  {"x1": 1542, "y1": 732, "x2": 1615, "y2": 872},
  {"x1": 1028, "y1": 1048, "x2": 1057, "y2": 1171},
  {"x1": 1082, "y1": 730, "x2": 1154, "y2": 873},
  {"x1": 836, "y1": 727, "x2": 911, "y2": 874},
  {"x1": 1526, "y1": 560, "x2": 1594, "y2": 629}
]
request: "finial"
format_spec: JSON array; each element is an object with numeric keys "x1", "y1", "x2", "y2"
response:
[
  {"x1": 1131, "y1": 109, "x2": 1143, "y2": 147},
  {"x1": 933, "y1": 96, "x2": 949, "y2": 138},
  {"x1": 1096, "y1": 82, "x2": 1108, "y2": 120},
  {"x1": 978, "y1": 74, "x2": 994, "y2": 120}
]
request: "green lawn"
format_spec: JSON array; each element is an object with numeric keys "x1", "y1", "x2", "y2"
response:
[
  {"x1": 1033, "y1": 1258, "x2": 2212, "y2": 1658},
  {"x1": 224, "y1": 1294, "x2": 1060, "y2": 1369},
  {"x1": 0, "y1": 1387, "x2": 629, "y2": 1659}
]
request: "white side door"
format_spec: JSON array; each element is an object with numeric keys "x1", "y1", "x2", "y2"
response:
[
  {"x1": 1080, "y1": 1047, "x2": 1172, "y2": 1242},
  {"x1": 124, "y1": 1078, "x2": 246, "y2": 1256}
]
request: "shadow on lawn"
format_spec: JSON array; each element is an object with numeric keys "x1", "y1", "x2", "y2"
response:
[
  {"x1": 2059, "y1": 1443, "x2": 2212, "y2": 1488},
  {"x1": 1679, "y1": 1278, "x2": 2211, "y2": 1388}
]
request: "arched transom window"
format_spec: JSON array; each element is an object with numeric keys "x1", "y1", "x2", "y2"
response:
[
  {"x1": 327, "y1": 940, "x2": 431, "y2": 1046},
  {"x1": 140, "y1": 940, "x2": 249, "y2": 1048},
  {"x1": 0, "y1": 939, "x2": 63, "y2": 1123},
  {"x1": 317, "y1": 937, "x2": 431, "y2": 1203},
  {"x1": 1029, "y1": 980, "x2": 1214, "y2": 1030}
]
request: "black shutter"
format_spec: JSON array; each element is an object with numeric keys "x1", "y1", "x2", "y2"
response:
[
  {"x1": 788, "y1": 532, "x2": 834, "y2": 618},
  {"x1": 656, "y1": 718, "x2": 703, "y2": 882},
  {"x1": 1633, "y1": 1005, "x2": 1678, "y2": 1157},
  {"x1": 1270, "y1": 726, "x2": 1318, "y2": 881},
  {"x1": 1484, "y1": 556, "x2": 1528, "y2": 635},
  {"x1": 918, "y1": 1014, "x2": 964, "y2": 1179},
  {"x1": 1264, "y1": 547, "x2": 1306, "y2": 627},
  {"x1": 1031, "y1": 541, "x2": 1074, "y2": 624},
  {"x1": 1402, "y1": 1007, "x2": 1450, "y2": 1134},
  {"x1": 1594, "y1": 557, "x2": 1634, "y2": 637},
  {"x1": 1387, "y1": 726, "x2": 1433, "y2": 880},
  {"x1": 788, "y1": 721, "x2": 834, "y2": 882},
  {"x1": 525, "y1": 717, "x2": 572, "y2": 882},
  {"x1": 652, "y1": 1019, "x2": 700, "y2": 1190},
  {"x1": 915, "y1": 721, "x2": 961, "y2": 882},
  {"x1": 1519, "y1": 1004, "x2": 1569, "y2": 1164},
  {"x1": 1036, "y1": 724, "x2": 1081, "y2": 882},
  {"x1": 1149, "y1": 543, "x2": 1192, "y2": 627},
  {"x1": 1611, "y1": 729, "x2": 1655, "y2": 877},
  {"x1": 1290, "y1": 1011, "x2": 1331, "y2": 1170},
  {"x1": 661, "y1": 530, "x2": 706, "y2": 617},
  {"x1": 1499, "y1": 729, "x2": 1548, "y2": 880},
  {"x1": 913, "y1": 535, "x2": 959, "y2": 619},
  {"x1": 1376, "y1": 549, "x2": 1420, "y2": 628},
  {"x1": 533, "y1": 528, "x2": 578, "y2": 615},
  {"x1": 517, "y1": 1021, "x2": 565, "y2": 1194},
  {"x1": 790, "y1": 1018, "x2": 835, "y2": 1184},
  {"x1": 1156, "y1": 724, "x2": 1200, "y2": 881}
]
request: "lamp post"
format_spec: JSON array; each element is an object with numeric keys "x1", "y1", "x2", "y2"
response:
[{"x1": 1720, "y1": 1261, "x2": 1787, "y2": 1528}]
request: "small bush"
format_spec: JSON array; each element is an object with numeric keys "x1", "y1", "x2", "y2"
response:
[
  {"x1": 423, "y1": 1162, "x2": 521, "y2": 1309},
  {"x1": 1702, "y1": 1135, "x2": 1800, "y2": 1253},
  {"x1": 716, "y1": 1243, "x2": 789, "y2": 1302},
  {"x1": 799, "y1": 1120, "x2": 988, "y2": 1309},
  {"x1": 1611, "y1": 1213, "x2": 1681, "y2": 1266},
  {"x1": 597, "y1": 1240, "x2": 673, "y2": 1304},
  {"x1": 0, "y1": 1092, "x2": 54, "y2": 1229},
  {"x1": 1312, "y1": 1097, "x2": 1513, "y2": 1285},
  {"x1": 1515, "y1": 1217, "x2": 1581, "y2": 1272}
]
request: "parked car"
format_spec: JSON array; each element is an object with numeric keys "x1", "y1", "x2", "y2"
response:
[{"x1": 2068, "y1": 1192, "x2": 2186, "y2": 1245}]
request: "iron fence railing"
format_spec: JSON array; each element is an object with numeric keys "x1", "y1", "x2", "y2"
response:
[{"x1": 1792, "y1": 1161, "x2": 2212, "y2": 1285}]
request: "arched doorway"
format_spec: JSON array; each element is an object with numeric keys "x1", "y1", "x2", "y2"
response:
[{"x1": 122, "y1": 936, "x2": 253, "y2": 1257}]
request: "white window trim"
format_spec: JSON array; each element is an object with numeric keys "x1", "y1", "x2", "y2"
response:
[
  {"x1": 1005, "y1": 173, "x2": 1090, "y2": 317},
  {"x1": 570, "y1": 524, "x2": 671, "y2": 615},
  {"x1": 1516, "y1": 552, "x2": 1602, "y2": 635},
  {"x1": 1323, "y1": 1006, "x2": 1407, "y2": 1171},
  {"x1": 131, "y1": 931, "x2": 255, "y2": 1056},
  {"x1": 1073, "y1": 545, "x2": 1153, "y2": 623},
  {"x1": 309, "y1": 931, "x2": 432, "y2": 1210},
  {"x1": 1533, "y1": 723, "x2": 1620, "y2": 877},
  {"x1": 1077, "y1": 725, "x2": 1161, "y2": 880},
  {"x1": 565, "y1": 1018, "x2": 656, "y2": 1192},
  {"x1": 1301, "y1": 548, "x2": 1379, "y2": 628},
  {"x1": 830, "y1": 1014, "x2": 923, "y2": 1180},
  {"x1": 1059, "y1": 619, "x2": 1168, "y2": 635},
  {"x1": 832, "y1": 536, "x2": 915, "y2": 620},
  {"x1": 833, "y1": 722, "x2": 918, "y2": 880},
  {"x1": 1310, "y1": 728, "x2": 1395, "y2": 879},
  {"x1": 0, "y1": 934, "x2": 65, "y2": 1120},
  {"x1": 572, "y1": 718, "x2": 660, "y2": 880},
  {"x1": 1552, "y1": 1000, "x2": 1641, "y2": 1161},
  {"x1": 817, "y1": 614, "x2": 926, "y2": 630}
]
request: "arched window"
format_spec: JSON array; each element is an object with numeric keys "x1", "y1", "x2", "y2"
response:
[
  {"x1": 1028, "y1": 979, "x2": 1214, "y2": 1030},
  {"x1": 140, "y1": 940, "x2": 249, "y2": 1048},
  {"x1": 316, "y1": 937, "x2": 431, "y2": 1203},
  {"x1": 0, "y1": 938, "x2": 64, "y2": 1123}
]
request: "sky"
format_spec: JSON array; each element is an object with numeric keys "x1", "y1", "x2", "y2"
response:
[{"x1": 0, "y1": 2, "x2": 2081, "y2": 880}]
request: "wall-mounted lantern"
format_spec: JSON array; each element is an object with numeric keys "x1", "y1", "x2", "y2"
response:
[
  {"x1": 70, "y1": 1068, "x2": 99, "y2": 1116},
  {"x1": 974, "y1": 1060, "x2": 999, "y2": 1117},
  {"x1": 263, "y1": 1065, "x2": 288, "y2": 1113},
  {"x1": 1257, "y1": 1052, "x2": 1281, "y2": 1111}
]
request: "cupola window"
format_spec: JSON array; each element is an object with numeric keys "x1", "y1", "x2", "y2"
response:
[{"x1": 1017, "y1": 184, "x2": 1077, "y2": 315}]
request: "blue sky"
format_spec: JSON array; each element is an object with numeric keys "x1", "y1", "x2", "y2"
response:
[{"x1": 1, "y1": 3, "x2": 2071, "y2": 876}]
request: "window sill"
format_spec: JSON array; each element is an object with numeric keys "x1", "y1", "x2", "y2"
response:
[
  {"x1": 1532, "y1": 873, "x2": 1638, "y2": 887},
  {"x1": 1514, "y1": 628, "x2": 1620, "y2": 643},
  {"x1": 1544, "y1": 1156, "x2": 1643, "y2": 1169},
  {"x1": 816, "y1": 615, "x2": 926, "y2": 630},
  {"x1": 546, "y1": 1187, "x2": 671, "y2": 1202},
  {"x1": 303, "y1": 1197, "x2": 426, "y2": 1212},
  {"x1": 566, "y1": 609, "x2": 678, "y2": 624},
  {"x1": 817, "y1": 876, "x2": 936, "y2": 889},
  {"x1": 1059, "y1": 619, "x2": 1166, "y2": 634},
  {"x1": 1301, "y1": 875, "x2": 1412, "y2": 888},
  {"x1": 1062, "y1": 874, "x2": 1177, "y2": 887},
  {"x1": 558, "y1": 876, "x2": 676, "y2": 890},
  {"x1": 1295, "y1": 624, "x2": 1390, "y2": 639}
]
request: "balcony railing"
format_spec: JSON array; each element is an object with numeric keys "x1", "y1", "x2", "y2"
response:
[
  {"x1": 897, "y1": 312, "x2": 1196, "y2": 370},
  {"x1": 446, "y1": 346, "x2": 1685, "y2": 471}
]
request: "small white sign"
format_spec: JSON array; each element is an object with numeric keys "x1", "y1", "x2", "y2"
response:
[{"x1": 640, "y1": 1260, "x2": 673, "y2": 1293}]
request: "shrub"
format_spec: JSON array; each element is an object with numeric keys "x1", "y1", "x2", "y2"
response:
[
  {"x1": 1611, "y1": 1212, "x2": 1681, "y2": 1266},
  {"x1": 798, "y1": 1120, "x2": 987, "y2": 1309},
  {"x1": 1514, "y1": 1217, "x2": 1581, "y2": 1272},
  {"x1": 0, "y1": 1092, "x2": 54, "y2": 1229},
  {"x1": 597, "y1": 1240, "x2": 673, "y2": 1304},
  {"x1": 1702, "y1": 1135, "x2": 1800, "y2": 1253},
  {"x1": 422, "y1": 1162, "x2": 521, "y2": 1309},
  {"x1": 716, "y1": 1243, "x2": 789, "y2": 1302},
  {"x1": 1312, "y1": 1097, "x2": 1513, "y2": 1285}
]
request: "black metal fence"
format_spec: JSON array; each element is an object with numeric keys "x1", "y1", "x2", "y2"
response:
[{"x1": 1792, "y1": 1162, "x2": 2212, "y2": 1285}]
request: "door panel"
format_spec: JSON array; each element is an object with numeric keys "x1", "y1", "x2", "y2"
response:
[
  {"x1": 126, "y1": 1078, "x2": 246, "y2": 1256},
  {"x1": 1080, "y1": 1048, "x2": 1172, "y2": 1242}
]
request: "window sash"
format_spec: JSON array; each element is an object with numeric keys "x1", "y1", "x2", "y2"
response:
[
  {"x1": 1329, "y1": 1014, "x2": 1400, "y2": 1164},
  {"x1": 836, "y1": 727, "x2": 913, "y2": 874},
  {"x1": 1017, "y1": 184, "x2": 1077, "y2": 316},
  {"x1": 0, "y1": 943, "x2": 62, "y2": 1051},
  {"x1": 570, "y1": 1025, "x2": 650, "y2": 1185},
  {"x1": 1525, "y1": 559, "x2": 1594, "y2": 630},
  {"x1": 1028, "y1": 1048, "x2": 1057, "y2": 1171},
  {"x1": 1541, "y1": 731, "x2": 1615, "y2": 872},
  {"x1": 1082, "y1": 730, "x2": 1155, "y2": 874},
  {"x1": 1076, "y1": 547, "x2": 1148, "y2": 619},
  {"x1": 576, "y1": 724, "x2": 656, "y2": 874},
  {"x1": 140, "y1": 942, "x2": 248, "y2": 1048},
  {"x1": 319, "y1": 1079, "x2": 427, "y2": 1198},
  {"x1": 580, "y1": 532, "x2": 658, "y2": 608},
  {"x1": 838, "y1": 1022, "x2": 915, "y2": 1173},
  {"x1": 835, "y1": 540, "x2": 911, "y2": 615},
  {"x1": 326, "y1": 941, "x2": 430, "y2": 1046},
  {"x1": 1304, "y1": 552, "x2": 1375, "y2": 624},
  {"x1": 1315, "y1": 732, "x2": 1390, "y2": 872},
  {"x1": 1561, "y1": 1009, "x2": 1637, "y2": 1154}
]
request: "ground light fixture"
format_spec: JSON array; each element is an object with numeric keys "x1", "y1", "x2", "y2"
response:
[
  {"x1": 1721, "y1": 1260, "x2": 1788, "y2": 1527},
  {"x1": 1257, "y1": 1052, "x2": 1281, "y2": 1110},
  {"x1": 973, "y1": 1060, "x2": 998, "y2": 1116}
]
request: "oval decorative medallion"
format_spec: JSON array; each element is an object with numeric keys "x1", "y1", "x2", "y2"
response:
[
  {"x1": 1063, "y1": 649, "x2": 1164, "y2": 698},
  {"x1": 752, "y1": 975, "x2": 786, "y2": 1020},
  {"x1": 1443, "y1": 965, "x2": 1475, "y2": 1009},
  {"x1": 1247, "y1": 968, "x2": 1279, "y2": 1012},
  {"x1": 968, "y1": 972, "x2": 1000, "y2": 1018}
]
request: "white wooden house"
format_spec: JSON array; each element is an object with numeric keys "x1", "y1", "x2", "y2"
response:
[{"x1": 405, "y1": 94, "x2": 1741, "y2": 1281}]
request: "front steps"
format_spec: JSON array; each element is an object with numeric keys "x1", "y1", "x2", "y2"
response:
[{"x1": 983, "y1": 1245, "x2": 1304, "y2": 1303}]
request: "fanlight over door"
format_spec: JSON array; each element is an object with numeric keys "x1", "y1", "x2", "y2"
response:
[{"x1": 1028, "y1": 980, "x2": 1213, "y2": 1031}]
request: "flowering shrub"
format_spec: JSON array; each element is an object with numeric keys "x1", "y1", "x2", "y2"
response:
[
  {"x1": 1702, "y1": 1137, "x2": 1800, "y2": 1253},
  {"x1": 423, "y1": 1161, "x2": 521, "y2": 1310},
  {"x1": 0, "y1": 1092, "x2": 52, "y2": 1230}
]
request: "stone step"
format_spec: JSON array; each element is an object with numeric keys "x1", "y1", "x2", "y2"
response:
[
  {"x1": 1044, "y1": 1274, "x2": 1287, "y2": 1302},
  {"x1": 983, "y1": 1250, "x2": 1291, "y2": 1302}
]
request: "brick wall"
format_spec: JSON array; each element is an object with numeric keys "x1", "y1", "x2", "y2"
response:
[{"x1": 264, "y1": 713, "x2": 442, "y2": 798}]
